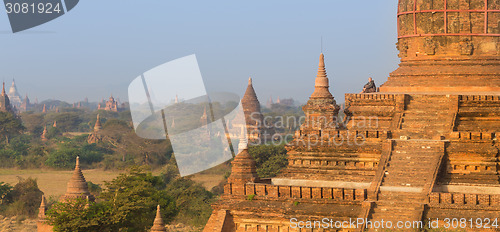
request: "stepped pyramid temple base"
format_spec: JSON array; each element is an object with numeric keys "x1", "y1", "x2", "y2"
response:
[
  {"x1": 204, "y1": 62, "x2": 500, "y2": 232},
  {"x1": 204, "y1": 0, "x2": 499, "y2": 229}
]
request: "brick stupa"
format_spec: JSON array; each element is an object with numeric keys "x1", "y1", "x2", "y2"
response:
[
  {"x1": 240, "y1": 77, "x2": 266, "y2": 143},
  {"x1": 204, "y1": 1, "x2": 499, "y2": 231},
  {"x1": 60, "y1": 156, "x2": 95, "y2": 202},
  {"x1": 38, "y1": 157, "x2": 95, "y2": 232},
  {"x1": 150, "y1": 205, "x2": 167, "y2": 232}
]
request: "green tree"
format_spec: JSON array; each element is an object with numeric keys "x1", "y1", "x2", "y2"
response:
[
  {"x1": 47, "y1": 198, "x2": 120, "y2": 232},
  {"x1": 100, "y1": 167, "x2": 176, "y2": 231},
  {"x1": 0, "y1": 112, "x2": 24, "y2": 144},
  {"x1": 46, "y1": 168, "x2": 177, "y2": 232},
  {"x1": 164, "y1": 178, "x2": 214, "y2": 227},
  {"x1": 45, "y1": 141, "x2": 107, "y2": 169},
  {"x1": 248, "y1": 144, "x2": 288, "y2": 178},
  {"x1": 0, "y1": 182, "x2": 12, "y2": 205},
  {"x1": 6, "y1": 177, "x2": 43, "y2": 217}
]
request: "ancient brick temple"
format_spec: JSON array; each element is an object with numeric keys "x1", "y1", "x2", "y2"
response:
[
  {"x1": 204, "y1": 1, "x2": 499, "y2": 231},
  {"x1": 37, "y1": 157, "x2": 95, "y2": 232}
]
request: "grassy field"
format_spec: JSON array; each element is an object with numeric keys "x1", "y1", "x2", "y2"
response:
[
  {"x1": 0, "y1": 169, "x2": 125, "y2": 197},
  {"x1": 0, "y1": 167, "x2": 227, "y2": 198}
]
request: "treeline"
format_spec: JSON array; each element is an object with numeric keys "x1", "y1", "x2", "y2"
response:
[
  {"x1": 0, "y1": 108, "x2": 172, "y2": 170},
  {"x1": 0, "y1": 166, "x2": 214, "y2": 231}
]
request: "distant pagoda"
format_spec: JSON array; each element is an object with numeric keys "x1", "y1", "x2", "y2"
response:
[
  {"x1": 7, "y1": 79, "x2": 22, "y2": 107},
  {"x1": 0, "y1": 82, "x2": 13, "y2": 113},
  {"x1": 87, "y1": 114, "x2": 103, "y2": 144}
]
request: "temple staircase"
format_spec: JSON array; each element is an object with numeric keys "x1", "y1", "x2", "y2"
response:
[
  {"x1": 366, "y1": 140, "x2": 444, "y2": 230},
  {"x1": 396, "y1": 94, "x2": 453, "y2": 140},
  {"x1": 364, "y1": 94, "x2": 452, "y2": 231}
]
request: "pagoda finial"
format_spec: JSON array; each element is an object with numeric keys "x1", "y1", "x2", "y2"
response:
[
  {"x1": 150, "y1": 205, "x2": 167, "y2": 232},
  {"x1": 309, "y1": 53, "x2": 333, "y2": 99},
  {"x1": 248, "y1": 76, "x2": 252, "y2": 86}
]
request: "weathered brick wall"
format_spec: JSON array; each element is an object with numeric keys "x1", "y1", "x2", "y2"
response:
[
  {"x1": 229, "y1": 183, "x2": 367, "y2": 202},
  {"x1": 429, "y1": 192, "x2": 500, "y2": 207}
]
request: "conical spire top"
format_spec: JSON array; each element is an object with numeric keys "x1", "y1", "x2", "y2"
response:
[
  {"x1": 40, "y1": 195, "x2": 46, "y2": 207},
  {"x1": 1, "y1": 82, "x2": 5, "y2": 96},
  {"x1": 38, "y1": 195, "x2": 47, "y2": 219},
  {"x1": 241, "y1": 76, "x2": 261, "y2": 114},
  {"x1": 310, "y1": 53, "x2": 333, "y2": 99},
  {"x1": 150, "y1": 205, "x2": 167, "y2": 232}
]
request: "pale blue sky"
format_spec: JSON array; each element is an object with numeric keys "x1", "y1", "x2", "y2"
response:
[{"x1": 0, "y1": 1, "x2": 399, "y2": 104}]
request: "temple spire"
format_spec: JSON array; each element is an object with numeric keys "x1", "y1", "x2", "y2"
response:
[
  {"x1": 150, "y1": 205, "x2": 167, "y2": 232},
  {"x1": 42, "y1": 104, "x2": 46, "y2": 113},
  {"x1": 1, "y1": 82, "x2": 5, "y2": 96},
  {"x1": 94, "y1": 114, "x2": 102, "y2": 132},
  {"x1": 60, "y1": 156, "x2": 95, "y2": 202},
  {"x1": 200, "y1": 106, "x2": 208, "y2": 125},
  {"x1": 38, "y1": 195, "x2": 47, "y2": 219},
  {"x1": 309, "y1": 53, "x2": 333, "y2": 99},
  {"x1": 41, "y1": 126, "x2": 48, "y2": 142}
]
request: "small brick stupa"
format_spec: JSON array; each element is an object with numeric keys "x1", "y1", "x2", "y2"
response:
[
  {"x1": 60, "y1": 156, "x2": 95, "y2": 202},
  {"x1": 150, "y1": 205, "x2": 167, "y2": 232},
  {"x1": 87, "y1": 114, "x2": 103, "y2": 144},
  {"x1": 41, "y1": 126, "x2": 48, "y2": 142},
  {"x1": 38, "y1": 157, "x2": 95, "y2": 232}
]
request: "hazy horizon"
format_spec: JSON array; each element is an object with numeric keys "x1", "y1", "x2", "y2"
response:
[{"x1": 1, "y1": 1, "x2": 399, "y2": 104}]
